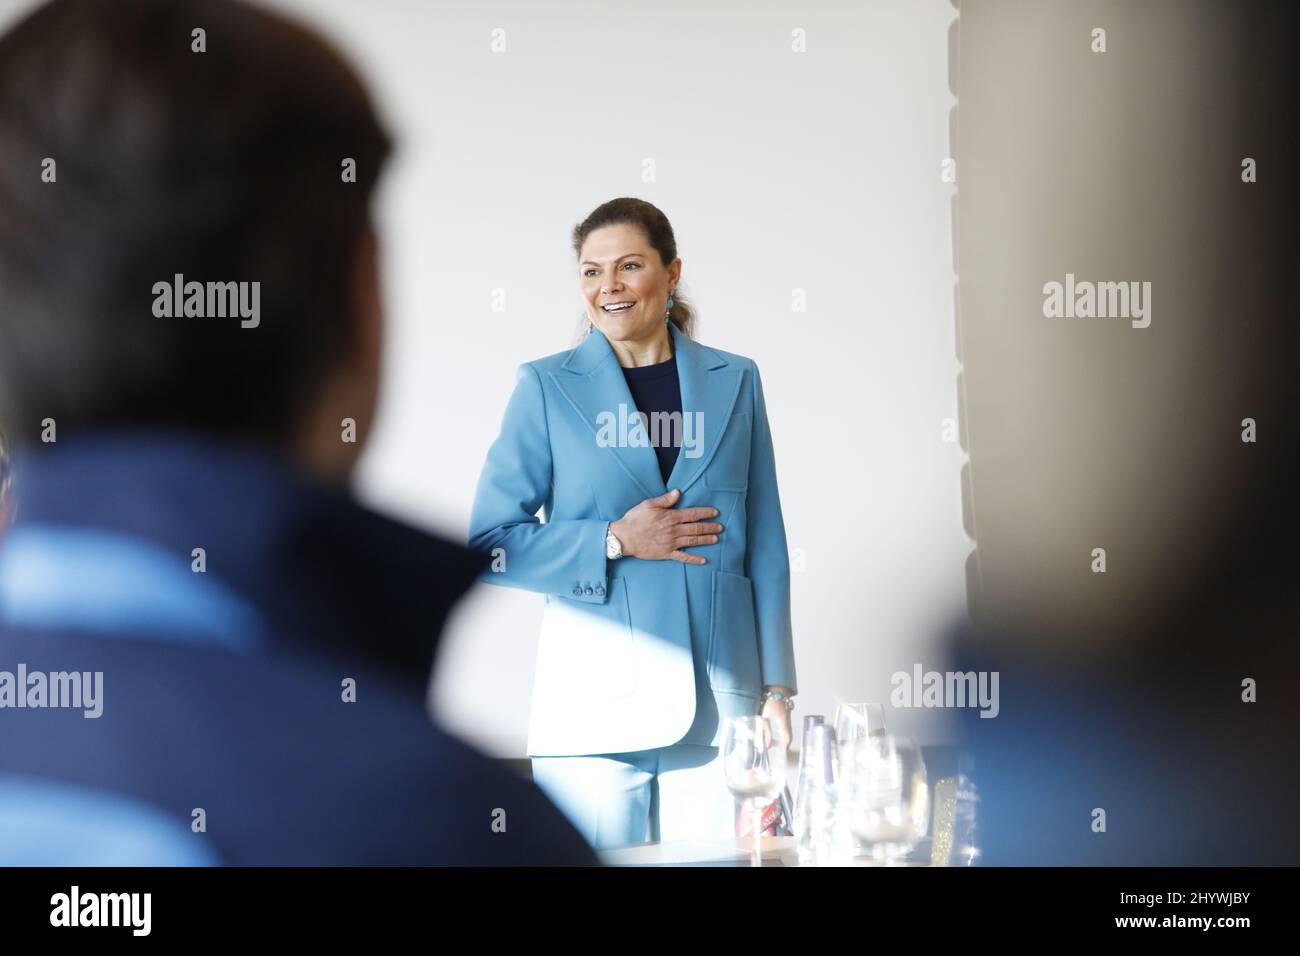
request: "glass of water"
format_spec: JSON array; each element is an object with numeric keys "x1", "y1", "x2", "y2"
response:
[
  {"x1": 722, "y1": 715, "x2": 790, "y2": 867},
  {"x1": 834, "y1": 702, "x2": 887, "y2": 753},
  {"x1": 842, "y1": 733, "x2": 929, "y2": 864}
]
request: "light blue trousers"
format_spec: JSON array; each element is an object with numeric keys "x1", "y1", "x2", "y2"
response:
[{"x1": 530, "y1": 744, "x2": 737, "y2": 850}]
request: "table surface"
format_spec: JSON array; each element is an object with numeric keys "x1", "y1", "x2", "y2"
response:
[{"x1": 599, "y1": 835, "x2": 934, "y2": 867}]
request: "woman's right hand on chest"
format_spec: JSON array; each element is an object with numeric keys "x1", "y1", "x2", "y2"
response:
[{"x1": 609, "y1": 489, "x2": 723, "y2": 565}]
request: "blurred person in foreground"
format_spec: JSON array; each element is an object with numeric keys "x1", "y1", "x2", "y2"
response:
[
  {"x1": 950, "y1": 448, "x2": 1300, "y2": 867},
  {"x1": 0, "y1": 0, "x2": 596, "y2": 865},
  {"x1": 948, "y1": 190, "x2": 1299, "y2": 864}
]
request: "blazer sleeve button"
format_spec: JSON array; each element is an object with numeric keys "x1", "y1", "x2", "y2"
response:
[
  {"x1": 583, "y1": 586, "x2": 594, "y2": 595},
  {"x1": 572, "y1": 586, "x2": 583, "y2": 596},
  {"x1": 595, "y1": 585, "x2": 606, "y2": 596}
]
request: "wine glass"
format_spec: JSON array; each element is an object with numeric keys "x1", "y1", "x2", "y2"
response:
[
  {"x1": 832, "y1": 703, "x2": 887, "y2": 856},
  {"x1": 833, "y1": 702, "x2": 887, "y2": 756},
  {"x1": 722, "y1": 715, "x2": 789, "y2": 867},
  {"x1": 842, "y1": 734, "x2": 929, "y2": 864}
]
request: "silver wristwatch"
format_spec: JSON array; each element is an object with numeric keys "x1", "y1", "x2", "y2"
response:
[{"x1": 605, "y1": 524, "x2": 623, "y2": 560}]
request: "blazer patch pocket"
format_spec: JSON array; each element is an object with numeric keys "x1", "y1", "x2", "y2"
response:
[
  {"x1": 707, "y1": 569, "x2": 761, "y2": 695},
  {"x1": 704, "y1": 411, "x2": 751, "y2": 492}
]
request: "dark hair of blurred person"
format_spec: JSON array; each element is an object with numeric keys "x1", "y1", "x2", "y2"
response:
[
  {"x1": 0, "y1": 0, "x2": 385, "y2": 471},
  {"x1": 0, "y1": 0, "x2": 596, "y2": 865}
]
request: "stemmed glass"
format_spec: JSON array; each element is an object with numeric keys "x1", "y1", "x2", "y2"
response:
[
  {"x1": 834, "y1": 702, "x2": 887, "y2": 754},
  {"x1": 722, "y1": 715, "x2": 790, "y2": 867},
  {"x1": 832, "y1": 703, "x2": 887, "y2": 857},
  {"x1": 842, "y1": 734, "x2": 929, "y2": 864}
]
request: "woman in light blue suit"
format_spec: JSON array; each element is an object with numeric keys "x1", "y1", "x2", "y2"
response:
[{"x1": 469, "y1": 198, "x2": 797, "y2": 849}]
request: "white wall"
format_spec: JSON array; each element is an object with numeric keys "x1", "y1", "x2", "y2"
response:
[{"x1": 2, "y1": 0, "x2": 968, "y2": 752}]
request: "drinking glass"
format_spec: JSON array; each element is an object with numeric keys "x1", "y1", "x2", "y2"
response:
[
  {"x1": 833, "y1": 702, "x2": 887, "y2": 755},
  {"x1": 832, "y1": 703, "x2": 887, "y2": 856},
  {"x1": 842, "y1": 734, "x2": 929, "y2": 864},
  {"x1": 722, "y1": 715, "x2": 789, "y2": 867}
]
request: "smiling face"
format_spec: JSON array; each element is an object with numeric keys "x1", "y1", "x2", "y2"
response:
[{"x1": 579, "y1": 223, "x2": 681, "y2": 346}]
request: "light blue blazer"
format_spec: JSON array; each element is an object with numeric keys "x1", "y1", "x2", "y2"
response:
[{"x1": 468, "y1": 323, "x2": 796, "y2": 756}]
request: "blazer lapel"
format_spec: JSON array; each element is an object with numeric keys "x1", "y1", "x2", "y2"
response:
[
  {"x1": 550, "y1": 327, "x2": 666, "y2": 500},
  {"x1": 664, "y1": 324, "x2": 744, "y2": 494},
  {"x1": 549, "y1": 324, "x2": 745, "y2": 500}
]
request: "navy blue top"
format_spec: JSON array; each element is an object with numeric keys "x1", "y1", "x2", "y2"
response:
[
  {"x1": 618, "y1": 352, "x2": 717, "y2": 748},
  {"x1": 621, "y1": 353, "x2": 682, "y2": 485}
]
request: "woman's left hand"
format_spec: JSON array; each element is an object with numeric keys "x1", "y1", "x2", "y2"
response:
[{"x1": 760, "y1": 695, "x2": 793, "y2": 752}]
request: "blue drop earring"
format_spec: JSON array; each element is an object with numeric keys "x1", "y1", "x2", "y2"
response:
[{"x1": 665, "y1": 291, "x2": 675, "y2": 325}]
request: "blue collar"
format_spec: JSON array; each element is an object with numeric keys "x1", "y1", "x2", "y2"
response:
[{"x1": 0, "y1": 429, "x2": 487, "y2": 686}]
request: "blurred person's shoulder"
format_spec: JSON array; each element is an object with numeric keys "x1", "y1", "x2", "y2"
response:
[
  {"x1": 203, "y1": 644, "x2": 601, "y2": 866},
  {"x1": 942, "y1": 614, "x2": 1300, "y2": 865},
  {"x1": 294, "y1": 651, "x2": 600, "y2": 866},
  {"x1": 0, "y1": 624, "x2": 598, "y2": 866}
]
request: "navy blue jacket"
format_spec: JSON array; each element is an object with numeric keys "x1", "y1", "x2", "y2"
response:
[
  {"x1": 0, "y1": 431, "x2": 598, "y2": 865},
  {"x1": 949, "y1": 617, "x2": 1300, "y2": 866}
]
